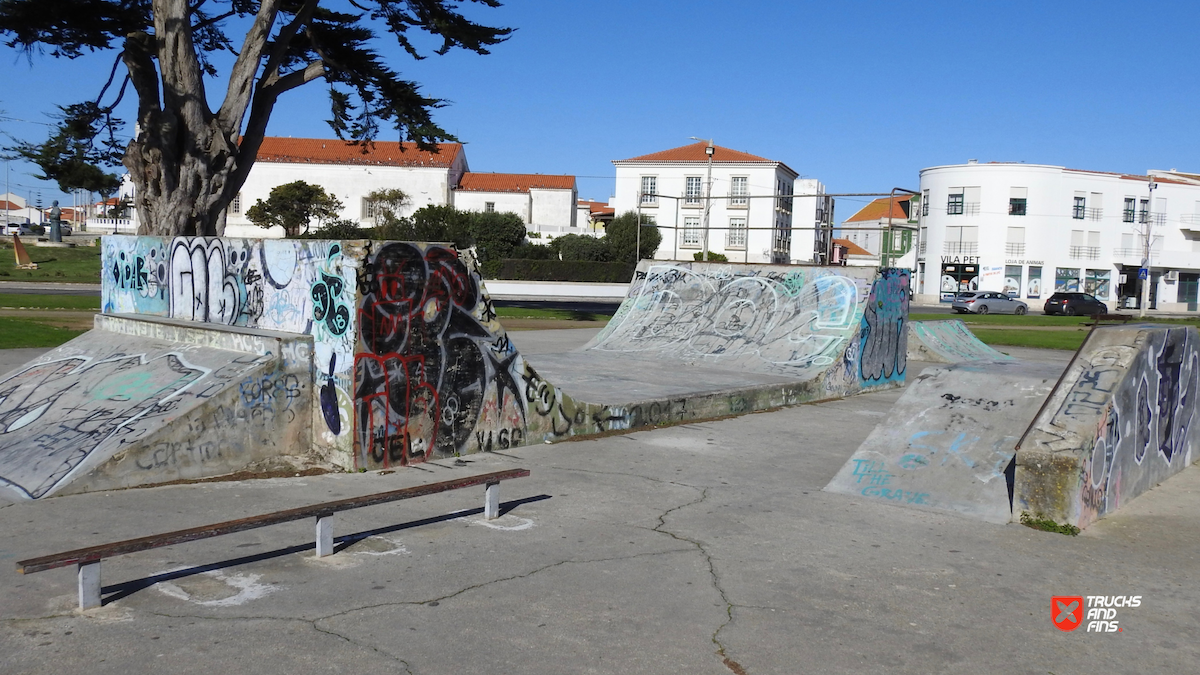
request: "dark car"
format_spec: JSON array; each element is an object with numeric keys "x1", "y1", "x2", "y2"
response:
[{"x1": 1043, "y1": 292, "x2": 1107, "y2": 316}]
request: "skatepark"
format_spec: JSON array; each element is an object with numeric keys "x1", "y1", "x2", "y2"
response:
[{"x1": 1, "y1": 238, "x2": 1199, "y2": 673}]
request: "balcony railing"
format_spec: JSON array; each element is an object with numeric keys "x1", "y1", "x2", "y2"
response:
[
  {"x1": 963, "y1": 202, "x2": 980, "y2": 216},
  {"x1": 1181, "y1": 214, "x2": 1200, "y2": 228},
  {"x1": 1085, "y1": 207, "x2": 1103, "y2": 221},
  {"x1": 943, "y1": 241, "x2": 978, "y2": 255},
  {"x1": 1004, "y1": 242, "x2": 1025, "y2": 256},
  {"x1": 1113, "y1": 248, "x2": 1141, "y2": 258},
  {"x1": 1069, "y1": 245, "x2": 1101, "y2": 260}
]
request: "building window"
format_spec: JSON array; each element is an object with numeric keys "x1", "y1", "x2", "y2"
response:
[
  {"x1": 727, "y1": 217, "x2": 746, "y2": 248},
  {"x1": 730, "y1": 176, "x2": 748, "y2": 206},
  {"x1": 485, "y1": 202, "x2": 495, "y2": 213},
  {"x1": 947, "y1": 192, "x2": 964, "y2": 215},
  {"x1": 1123, "y1": 197, "x2": 1136, "y2": 223},
  {"x1": 1139, "y1": 198, "x2": 1149, "y2": 223},
  {"x1": 922, "y1": 189, "x2": 930, "y2": 216},
  {"x1": 640, "y1": 176, "x2": 657, "y2": 205},
  {"x1": 230, "y1": 193, "x2": 242, "y2": 215},
  {"x1": 361, "y1": 197, "x2": 375, "y2": 220},
  {"x1": 685, "y1": 176, "x2": 703, "y2": 206},
  {"x1": 1072, "y1": 196, "x2": 1086, "y2": 220},
  {"x1": 682, "y1": 216, "x2": 701, "y2": 246},
  {"x1": 1009, "y1": 198, "x2": 1026, "y2": 216}
]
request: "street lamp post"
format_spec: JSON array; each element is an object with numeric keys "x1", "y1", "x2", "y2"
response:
[
  {"x1": 690, "y1": 137, "x2": 715, "y2": 262},
  {"x1": 1139, "y1": 178, "x2": 1157, "y2": 318}
]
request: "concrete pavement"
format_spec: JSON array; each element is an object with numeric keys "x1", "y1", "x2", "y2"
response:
[{"x1": 1, "y1": 331, "x2": 1198, "y2": 674}]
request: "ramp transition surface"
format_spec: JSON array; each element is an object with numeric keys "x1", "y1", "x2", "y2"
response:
[{"x1": 906, "y1": 320, "x2": 1013, "y2": 363}]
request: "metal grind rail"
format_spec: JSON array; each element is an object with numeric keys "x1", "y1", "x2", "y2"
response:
[{"x1": 16, "y1": 468, "x2": 531, "y2": 610}]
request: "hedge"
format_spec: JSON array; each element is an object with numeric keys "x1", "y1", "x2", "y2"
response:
[{"x1": 494, "y1": 259, "x2": 636, "y2": 283}]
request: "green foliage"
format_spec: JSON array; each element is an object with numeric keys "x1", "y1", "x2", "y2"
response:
[
  {"x1": 11, "y1": 102, "x2": 123, "y2": 197},
  {"x1": 471, "y1": 211, "x2": 527, "y2": 262},
  {"x1": 512, "y1": 243, "x2": 556, "y2": 260},
  {"x1": 1020, "y1": 512, "x2": 1080, "y2": 536},
  {"x1": 554, "y1": 233, "x2": 611, "y2": 262},
  {"x1": 693, "y1": 251, "x2": 728, "y2": 262},
  {"x1": 409, "y1": 204, "x2": 473, "y2": 245},
  {"x1": 604, "y1": 211, "x2": 662, "y2": 263},
  {"x1": 497, "y1": 259, "x2": 635, "y2": 283},
  {"x1": 0, "y1": 1, "x2": 512, "y2": 235},
  {"x1": 303, "y1": 219, "x2": 369, "y2": 240},
  {"x1": 247, "y1": 181, "x2": 343, "y2": 238},
  {"x1": 364, "y1": 188, "x2": 410, "y2": 228}
]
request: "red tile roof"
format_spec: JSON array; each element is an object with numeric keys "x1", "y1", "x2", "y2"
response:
[
  {"x1": 0, "y1": 200, "x2": 23, "y2": 211},
  {"x1": 616, "y1": 142, "x2": 776, "y2": 164},
  {"x1": 578, "y1": 199, "x2": 614, "y2": 216},
  {"x1": 457, "y1": 172, "x2": 575, "y2": 193},
  {"x1": 844, "y1": 196, "x2": 912, "y2": 222},
  {"x1": 832, "y1": 238, "x2": 873, "y2": 256},
  {"x1": 253, "y1": 137, "x2": 463, "y2": 168}
]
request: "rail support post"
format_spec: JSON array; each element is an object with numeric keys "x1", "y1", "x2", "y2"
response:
[
  {"x1": 484, "y1": 481, "x2": 500, "y2": 520},
  {"x1": 78, "y1": 561, "x2": 101, "y2": 610},
  {"x1": 315, "y1": 515, "x2": 335, "y2": 557}
]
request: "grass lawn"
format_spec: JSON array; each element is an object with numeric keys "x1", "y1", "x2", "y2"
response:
[
  {"x1": 0, "y1": 293, "x2": 101, "y2": 310},
  {"x1": 969, "y1": 328, "x2": 1089, "y2": 352},
  {"x1": 0, "y1": 240, "x2": 103, "y2": 283},
  {"x1": 0, "y1": 316, "x2": 88, "y2": 348}
]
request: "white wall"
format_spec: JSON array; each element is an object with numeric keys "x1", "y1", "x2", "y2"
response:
[
  {"x1": 454, "y1": 191, "x2": 531, "y2": 222},
  {"x1": 612, "y1": 160, "x2": 798, "y2": 263},
  {"x1": 224, "y1": 154, "x2": 467, "y2": 238}
]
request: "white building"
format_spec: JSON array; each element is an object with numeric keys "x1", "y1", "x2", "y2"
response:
[
  {"x1": 101, "y1": 138, "x2": 578, "y2": 238},
  {"x1": 611, "y1": 143, "x2": 832, "y2": 264},
  {"x1": 453, "y1": 172, "x2": 581, "y2": 239},
  {"x1": 918, "y1": 161, "x2": 1200, "y2": 311}
]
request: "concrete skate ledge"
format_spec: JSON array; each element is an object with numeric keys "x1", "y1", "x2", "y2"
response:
[{"x1": 98, "y1": 314, "x2": 313, "y2": 370}]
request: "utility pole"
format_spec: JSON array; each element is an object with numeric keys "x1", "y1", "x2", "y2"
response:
[
  {"x1": 690, "y1": 137, "x2": 715, "y2": 262},
  {"x1": 1139, "y1": 177, "x2": 1157, "y2": 318}
]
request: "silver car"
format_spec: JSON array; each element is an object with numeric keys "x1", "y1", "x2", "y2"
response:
[{"x1": 952, "y1": 291, "x2": 1028, "y2": 315}]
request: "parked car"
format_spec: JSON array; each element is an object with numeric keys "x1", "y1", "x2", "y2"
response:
[
  {"x1": 952, "y1": 291, "x2": 1028, "y2": 315},
  {"x1": 53, "y1": 222, "x2": 72, "y2": 236},
  {"x1": 1043, "y1": 292, "x2": 1108, "y2": 316},
  {"x1": 2, "y1": 222, "x2": 36, "y2": 236}
]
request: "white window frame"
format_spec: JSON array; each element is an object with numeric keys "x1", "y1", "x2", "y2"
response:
[
  {"x1": 727, "y1": 217, "x2": 747, "y2": 248},
  {"x1": 640, "y1": 176, "x2": 658, "y2": 205},
  {"x1": 682, "y1": 216, "x2": 701, "y2": 247},
  {"x1": 361, "y1": 197, "x2": 375, "y2": 220},
  {"x1": 485, "y1": 202, "x2": 495, "y2": 213},
  {"x1": 729, "y1": 176, "x2": 748, "y2": 207},
  {"x1": 684, "y1": 176, "x2": 703, "y2": 206},
  {"x1": 230, "y1": 192, "x2": 242, "y2": 215}
]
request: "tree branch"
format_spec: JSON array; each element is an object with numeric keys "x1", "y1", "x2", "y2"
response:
[
  {"x1": 215, "y1": 0, "x2": 282, "y2": 132},
  {"x1": 260, "y1": 0, "x2": 320, "y2": 87}
]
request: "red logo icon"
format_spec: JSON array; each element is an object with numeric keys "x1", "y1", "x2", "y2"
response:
[{"x1": 1052, "y1": 596, "x2": 1084, "y2": 631}]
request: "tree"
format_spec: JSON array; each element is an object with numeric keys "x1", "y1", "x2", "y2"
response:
[
  {"x1": 0, "y1": 1, "x2": 511, "y2": 236},
  {"x1": 469, "y1": 210, "x2": 526, "y2": 261},
  {"x1": 552, "y1": 233, "x2": 610, "y2": 262},
  {"x1": 13, "y1": 103, "x2": 124, "y2": 201},
  {"x1": 604, "y1": 211, "x2": 662, "y2": 263},
  {"x1": 246, "y1": 180, "x2": 342, "y2": 237},
  {"x1": 364, "y1": 188, "x2": 409, "y2": 228}
]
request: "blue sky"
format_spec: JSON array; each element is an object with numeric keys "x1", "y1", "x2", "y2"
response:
[{"x1": 2, "y1": 0, "x2": 1199, "y2": 217}]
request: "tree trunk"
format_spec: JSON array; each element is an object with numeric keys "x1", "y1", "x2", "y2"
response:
[{"x1": 122, "y1": 0, "x2": 283, "y2": 237}]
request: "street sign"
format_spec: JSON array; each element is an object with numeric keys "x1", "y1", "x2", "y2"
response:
[{"x1": 1138, "y1": 268, "x2": 1149, "y2": 280}]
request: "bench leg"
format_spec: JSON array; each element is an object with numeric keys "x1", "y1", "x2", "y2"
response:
[
  {"x1": 316, "y1": 515, "x2": 335, "y2": 557},
  {"x1": 78, "y1": 561, "x2": 101, "y2": 610},
  {"x1": 484, "y1": 482, "x2": 500, "y2": 520}
]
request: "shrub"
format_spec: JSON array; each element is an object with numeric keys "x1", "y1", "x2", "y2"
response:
[
  {"x1": 605, "y1": 211, "x2": 661, "y2": 263},
  {"x1": 692, "y1": 251, "x2": 728, "y2": 262},
  {"x1": 554, "y1": 233, "x2": 610, "y2": 262},
  {"x1": 496, "y1": 259, "x2": 635, "y2": 283}
]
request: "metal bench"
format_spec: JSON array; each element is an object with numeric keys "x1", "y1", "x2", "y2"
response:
[{"x1": 16, "y1": 468, "x2": 530, "y2": 610}]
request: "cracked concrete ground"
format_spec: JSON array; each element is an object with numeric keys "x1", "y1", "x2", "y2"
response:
[{"x1": 2, "y1": 336, "x2": 1199, "y2": 674}]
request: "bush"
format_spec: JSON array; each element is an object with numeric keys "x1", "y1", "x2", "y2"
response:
[
  {"x1": 470, "y1": 211, "x2": 527, "y2": 262},
  {"x1": 496, "y1": 259, "x2": 635, "y2": 283},
  {"x1": 512, "y1": 243, "x2": 556, "y2": 260},
  {"x1": 605, "y1": 211, "x2": 661, "y2": 263},
  {"x1": 692, "y1": 251, "x2": 728, "y2": 262},
  {"x1": 301, "y1": 219, "x2": 368, "y2": 240},
  {"x1": 554, "y1": 233, "x2": 610, "y2": 262}
]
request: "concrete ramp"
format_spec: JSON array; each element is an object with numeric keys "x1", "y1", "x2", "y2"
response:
[
  {"x1": 0, "y1": 315, "x2": 311, "y2": 500},
  {"x1": 1016, "y1": 324, "x2": 1200, "y2": 529},
  {"x1": 824, "y1": 360, "x2": 1058, "y2": 523},
  {"x1": 907, "y1": 320, "x2": 1012, "y2": 363}
]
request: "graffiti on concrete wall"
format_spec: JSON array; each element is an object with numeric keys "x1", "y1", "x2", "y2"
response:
[
  {"x1": 103, "y1": 236, "x2": 358, "y2": 444},
  {"x1": 1074, "y1": 327, "x2": 1199, "y2": 523},
  {"x1": 589, "y1": 264, "x2": 872, "y2": 375},
  {"x1": 0, "y1": 350, "x2": 270, "y2": 499},
  {"x1": 858, "y1": 268, "x2": 909, "y2": 385}
]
